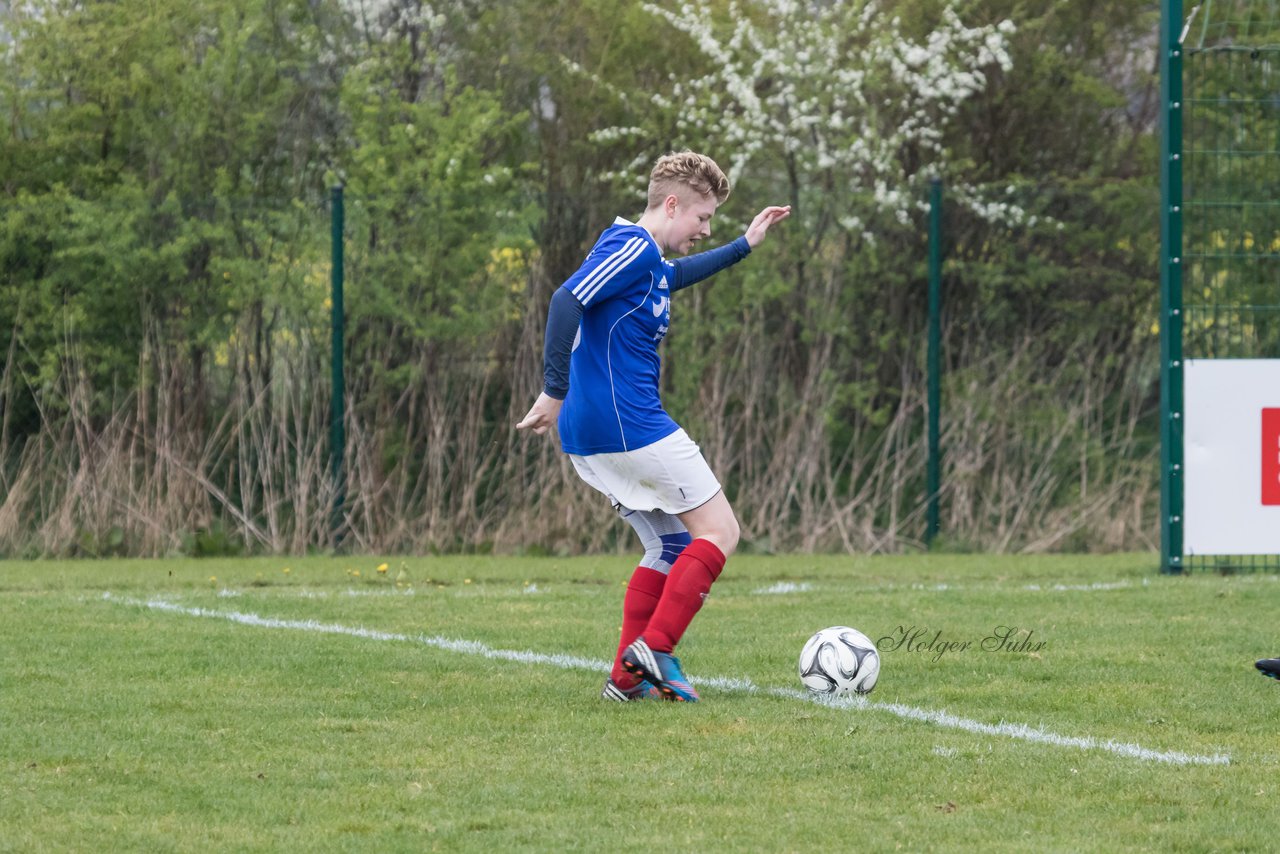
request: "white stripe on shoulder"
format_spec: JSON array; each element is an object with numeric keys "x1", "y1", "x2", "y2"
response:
[
  {"x1": 572, "y1": 236, "x2": 648, "y2": 305},
  {"x1": 574, "y1": 236, "x2": 646, "y2": 304}
]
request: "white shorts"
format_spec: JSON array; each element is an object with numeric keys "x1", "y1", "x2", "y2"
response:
[{"x1": 569, "y1": 428, "x2": 722, "y2": 515}]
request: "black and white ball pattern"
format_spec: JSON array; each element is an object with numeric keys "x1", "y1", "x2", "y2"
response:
[{"x1": 798, "y1": 626, "x2": 880, "y2": 696}]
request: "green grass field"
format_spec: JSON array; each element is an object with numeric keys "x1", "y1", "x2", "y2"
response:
[{"x1": 2, "y1": 554, "x2": 1276, "y2": 852}]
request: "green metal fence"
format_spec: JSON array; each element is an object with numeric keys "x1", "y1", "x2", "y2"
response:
[{"x1": 1163, "y1": 0, "x2": 1280, "y2": 572}]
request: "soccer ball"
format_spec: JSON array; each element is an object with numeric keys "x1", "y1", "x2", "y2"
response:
[{"x1": 798, "y1": 626, "x2": 880, "y2": 696}]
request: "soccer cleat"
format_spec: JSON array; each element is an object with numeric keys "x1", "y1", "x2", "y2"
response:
[
  {"x1": 601, "y1": 677, "x2": 661, "y2": 702},
  {"x1": 620, "y1": 637, "x2": 700, "y2": 702},
  {"x1": 1256, "y1": 658, "x2": 1280, "y2": 681}
]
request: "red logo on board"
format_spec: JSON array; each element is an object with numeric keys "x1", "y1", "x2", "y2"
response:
[{"x1": 1264, "y1": 409, "x2": 1280, "y2": 506}]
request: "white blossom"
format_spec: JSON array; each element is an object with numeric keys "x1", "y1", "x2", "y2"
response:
[{"x1": 574, "y1": 0, "x2": 1024, "y2": 231}]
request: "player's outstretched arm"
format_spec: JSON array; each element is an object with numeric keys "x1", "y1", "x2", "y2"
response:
[
  {"x1": 669, "y1": 204, "x2": 793, "y2": 293},
  {"x1": 516, "y1": 392, "x2": 563, "y2": 436},
  {"x1": 744, "y1": 205, "x2": 792, "y2": 249}
]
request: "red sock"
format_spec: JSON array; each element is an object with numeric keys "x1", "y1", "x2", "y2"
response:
[
  {"x1": 642, "y1": 538, "x2": 726, "y2": 654},
  {"x1": 611, "y1": 566, "x2": 668, "y2": 687}
]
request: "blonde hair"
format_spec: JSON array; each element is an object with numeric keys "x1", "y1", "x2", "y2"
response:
[{"x1": 646, "y1": 151, "x2": 730, "y2": 210}]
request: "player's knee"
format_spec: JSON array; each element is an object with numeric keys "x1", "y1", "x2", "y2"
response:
[
  {"x1": 680, "y1": 493, "x2": 739, "y2": 557},
  {"x1": 706, "y1": 516, "x2": 740, "y2": 558}
]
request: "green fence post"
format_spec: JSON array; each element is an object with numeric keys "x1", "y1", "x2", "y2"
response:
[
  {"x1": 1160, "y1": 0, "x2": 1184, "y2": 573},
  {"x1": 330, "y1": 185, "x2": 347, "y2": 549},
  {"x1": 927, "y1": 178, "x2": 943, "y2": 548}
]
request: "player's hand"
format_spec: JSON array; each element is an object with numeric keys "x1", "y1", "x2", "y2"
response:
[
  {"x1": 516, "y1": 392, "x2": 563, "y2": 435},
  {"x1": 745, "y1": 205, "x2": 791, "y2": 248}
]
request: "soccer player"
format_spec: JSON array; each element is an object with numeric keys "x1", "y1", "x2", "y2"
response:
[
  {"x1": 1257, "y1": 657, "x2": 1279, "y2": 681},
  {"x1": 516, "y1": 151, "x2": 790, "y2": 702}
]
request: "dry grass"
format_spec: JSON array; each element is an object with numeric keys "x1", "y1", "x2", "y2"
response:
[{"x1": 0, "y1": 266, "x2": 1158, "y2": 557}]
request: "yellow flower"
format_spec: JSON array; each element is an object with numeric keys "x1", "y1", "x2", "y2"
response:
[
  {"x1": 283, "y1": 567, "x2": 291, "y2": 574},
  {"x1": 377, "y1": 563, "x2": 389, "y2": 574},
  {"x1": 352, "y1": 570, "x2": 361, "y2": 577},
  {"x1": 464, "y1": 578, "x2": 472, "y2": 585}
]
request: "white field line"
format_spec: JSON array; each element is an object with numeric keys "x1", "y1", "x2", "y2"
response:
[
  {"x1": 101, "y1": 593, "x2": 1231, "y2": 767},
  {"x1": 197, "y1": 574, "x2": 1280, "y2": 604},
  {"x1": 1021, "y1": 580, "x2": 1138, "y2": 592},
  {"x1": 753, "y1": 582, "x2": 814, "y2": 595},
  {"x1": 202, "y1": 577, "x2": 1181, "y2": 601},
  {"x1": 746, "y1": 580, "x2": 1146, "y2": 595}
]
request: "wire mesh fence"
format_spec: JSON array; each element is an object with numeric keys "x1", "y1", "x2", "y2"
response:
[{"x1": 1179, "y1": 0, "x2": 1280, "y2": 571}]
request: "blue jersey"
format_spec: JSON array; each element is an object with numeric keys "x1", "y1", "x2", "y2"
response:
[
  {"x1": 543, "y1": 217, "x2": 752, "y2": 455},
  {"x1": 558, "y1": 219, "x2": 675, "y2": 455}
]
